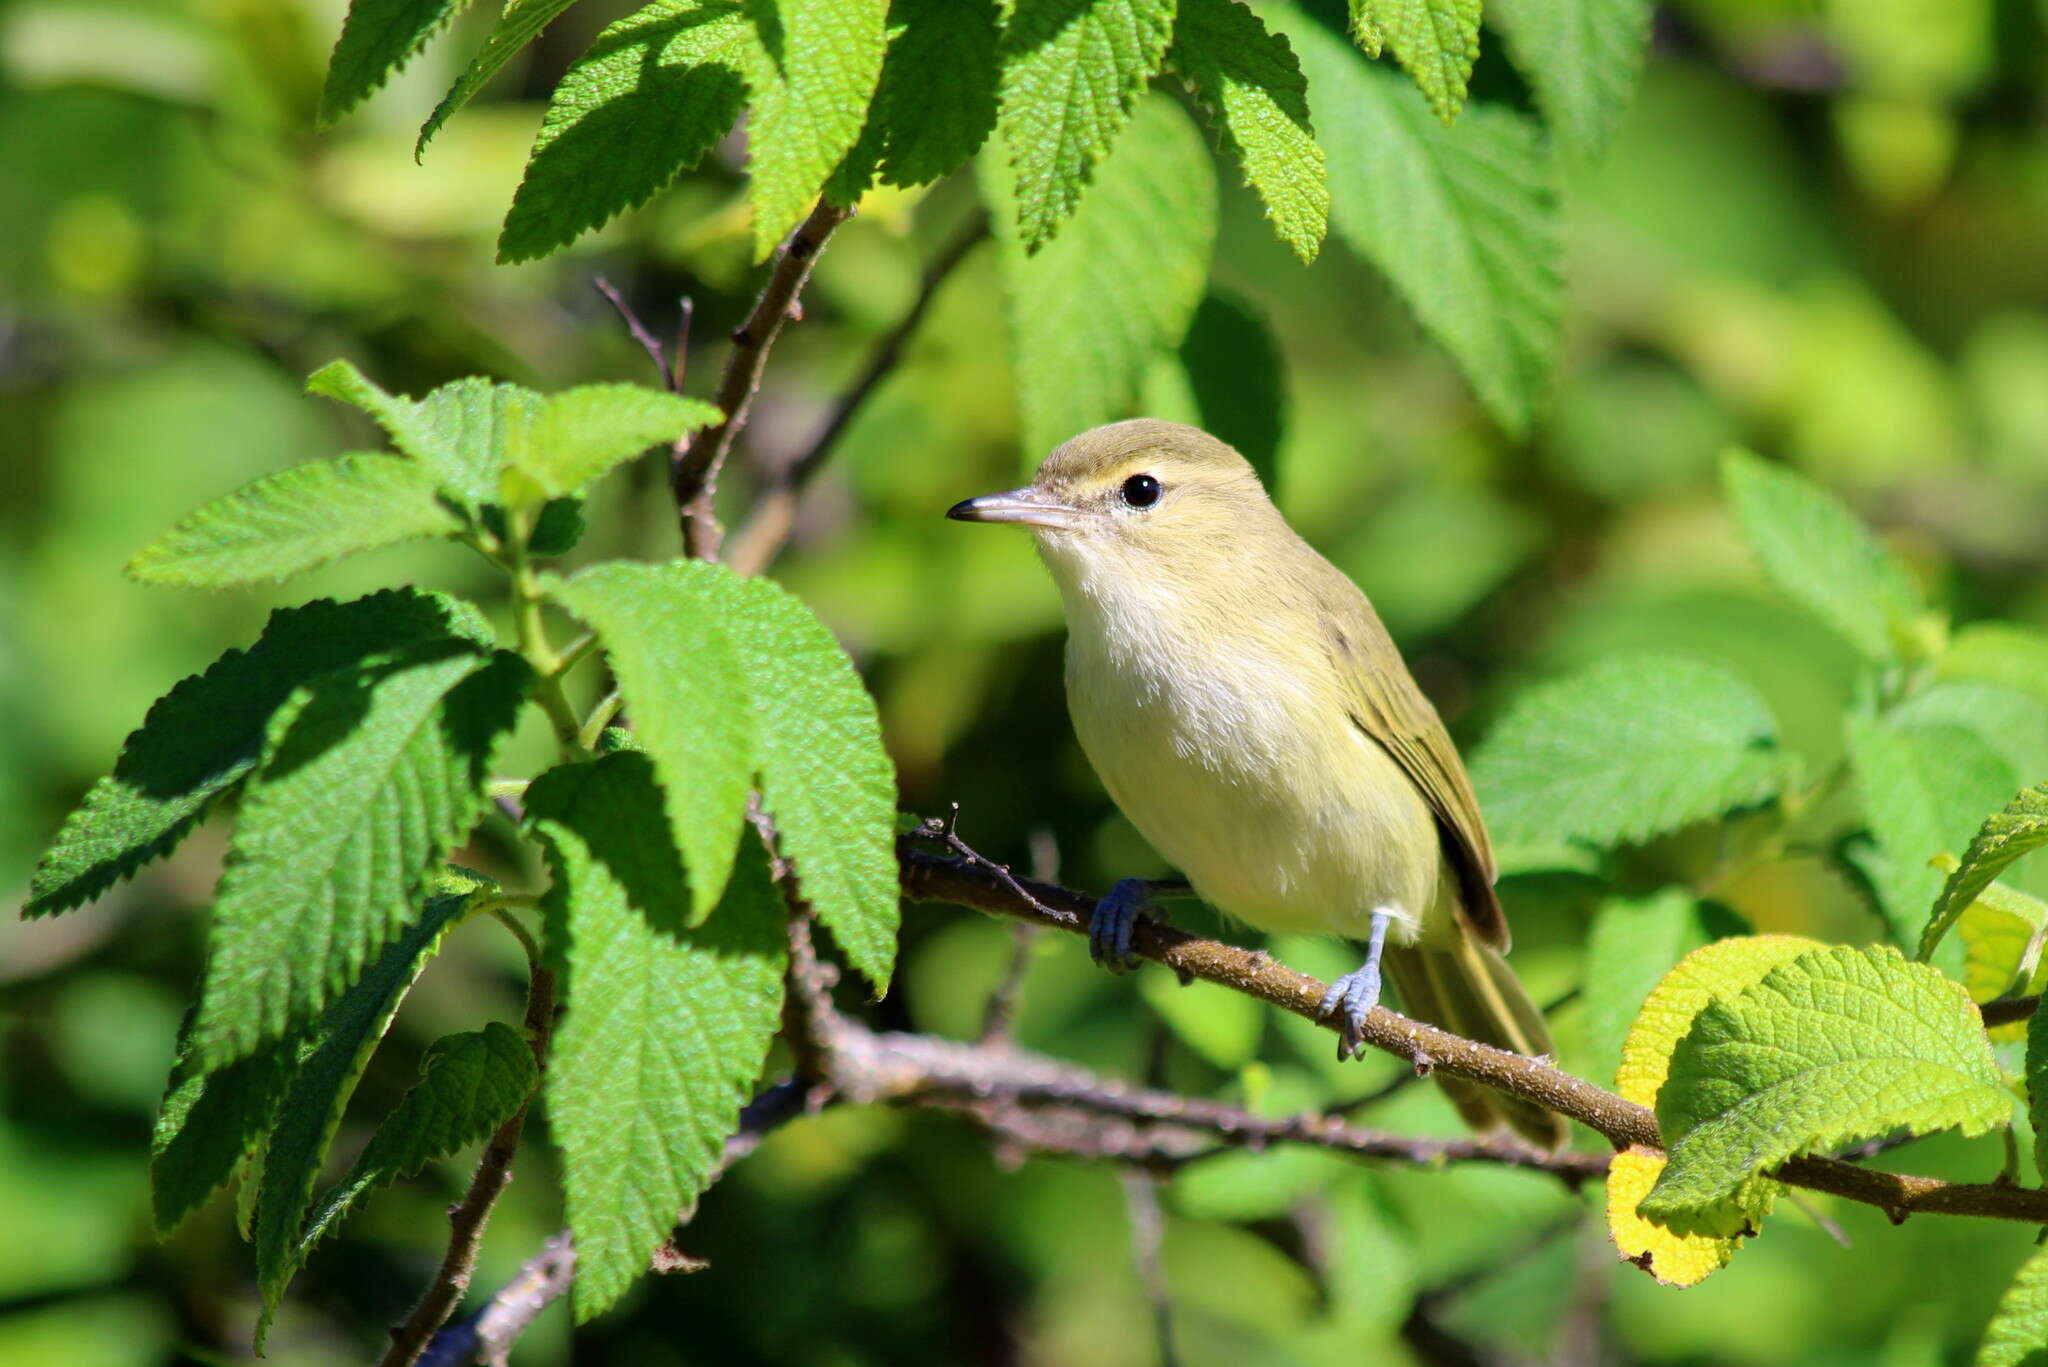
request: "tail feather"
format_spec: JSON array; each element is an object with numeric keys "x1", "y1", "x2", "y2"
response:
[{"x1": 1383, "y1": 938, "x2": 1569, "y2": 1150}]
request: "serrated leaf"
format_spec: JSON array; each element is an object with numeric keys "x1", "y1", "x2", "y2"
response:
[
  {"x1": 1171, "y1": 0, "x2": 1326, "y2": 263},
  {"x1": 724, "y1": 576, "x2": 900, "y2": 992},
  {"x1": 1349, "y1": 0, "x2": 1480, "y2": 123},
  {"x1": 1469, "y1": 654, "x2": 1794, "y2": 850},
  {"x1": 307, "y1": 361, "x2": 545, "y2": 508},
  {"x1": 547, "y1": 562, "x2": 754, "y2": 921},
  {"x1": 27, "y1": 590, "x2": 490, "y2": 917},
  {"x1": 1847, "y1": 714, "x2": 2017, "y2": 949},
  {"x1": 498, "y1": 0, "x2": 753, "y2": 264},
  {"x1": 742, "y1": 0, "x2": 888, "y2": 259},
  {"x1": 995, "y1": 0, "x2": 1177, "y2": 249},
  {"x1": 419, "y1": 0, "x2": 581, "y2": 153},
  {"x1": 1604, "y1": 932, "x2": 1816, "y2": 1283},
  {"x1": 1487, "y1": 0, "x2": 1651, "y2": 162},
  {"x1": 189, "y1": 649, "x2": 529, "y2": 1066},
  {"x1": 320, "y1": 0, "x2": 474, "y2": 126},
  {"x1": 1176, "y1": 289, "x2": 1285, "y2": 493},
  {"x1": 866, "y1": 0, "x2": 1000, "y2": 188},
  {"x1": 1291, "y1": 18, "x2": 1558, "y2": 437},
  {"x1": 1721, "y1": 448, "x2": 1923, "y2": 663},
  {"x1": 986, "y1": 92, "x2": 1216, "y2": 460},
  {"x1": 1139, "y1": 971, "x2": 1264, "y2": 1069},
  {"x1": 151, "y1": 1031, "x2": 299, "y2": 1237},
  {"x1": 530, "y1": 765, "x2": 787, "y2": 1320},
  {"x1": 125, "y1": 455, "x2": 460, "y2": 588},
  {"x1": 1979, "y1": 1244, "x2": 2048, "y2": 1367},
  {"x1": 1579, "y1": 889, "x2": 1717, "y2": 1093},
  {"x1": 293, "y1": 1022, "x2": 535, "y2": 1275},
  {"x1": 504, "y1": 385, "x2": 721, "y2": 503},
  {"x1": 514, "y1": 751, "x2": 690, "y2": 938},
  {"x1": 1945, "y1": 856, "x2": 2048, "y2": 1038},
  {"x1": 1920, "y1": 785, "x2": 2048, "y2": 962},
  {"x1": 1643, "y1": 944, "x2": 2009, "y2": 1235},
  {"x1": 253, "y1": 884, "x2": 483, "y2": 1345}
]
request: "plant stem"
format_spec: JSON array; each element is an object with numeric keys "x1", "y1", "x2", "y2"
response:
[
  {"x1": 578, "y1": 688, "x2": 625, "y2": 752},
  {"x1": 504, "y1": 510, "x2": 586, "y2": 757}
]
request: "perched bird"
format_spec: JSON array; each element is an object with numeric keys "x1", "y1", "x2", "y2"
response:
[{"x1": 948, "y1": 420, "x2": 1566, "y2": 1147}]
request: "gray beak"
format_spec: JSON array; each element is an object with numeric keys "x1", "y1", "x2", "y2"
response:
[{"x1": 945, "y1": 486, "x2": 1083, "y2": 531}]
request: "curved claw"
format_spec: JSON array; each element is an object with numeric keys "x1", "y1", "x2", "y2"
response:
[
  {"x1": 1089, "y1": 877, "x2": 1154, "y2": 973},
  {"x1": 1319, "y1": 908, "x2": 1396, "y2": 1061}
]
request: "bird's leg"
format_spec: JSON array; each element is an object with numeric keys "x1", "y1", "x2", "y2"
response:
[
  {"x1": 1319, "y1": 908, "x2": 1395, "y2": 1060},
  {"x1": 1089, "y1": 877, "x2": 1183, "y2": 972}
]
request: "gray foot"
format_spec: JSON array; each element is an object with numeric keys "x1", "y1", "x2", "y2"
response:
[
  {"x1": 1090, "y1": 877, "x2": 1157, "y2": 972},
  {"x1": 1318, "y1": 909, "x2": 1395, "y2": 1060}
]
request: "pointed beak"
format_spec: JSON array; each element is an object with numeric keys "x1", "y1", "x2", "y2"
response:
[{"x1": 945, "y1": 486, "x2": 1083, "y2": 531}]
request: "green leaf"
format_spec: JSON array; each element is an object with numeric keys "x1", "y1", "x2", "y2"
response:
[
  {"x1": 1643, "y1": 945, "x2": 2009, "y2": 1235},
  {"x1": 125, "y1": 455, "x2": 460, "y2": 589},
  {"x1": 504, "y1": 385, "x2": 722, "y2": 503},
  {"x1": 1469, "y1": 654, "x2": 1794, "y2": 850},
  {"x1": 1170, "y1": 0, "x2": 1326, "y2": 263},
  {"x1": 151, "y1": 1032, "x2": 298, "y2": 1237},
  {"x1": 1920, "y1": 785, "x2": 2048, "y2": 962},
  {"x1": 189, "y1": 649, "x2": 529, "y2": 1066},
  {"x1": 1847, "y1": 713, "x2": 2017, "y2": 949},
  {"x1": 742, "y1": 0, "x2": 889, "y2": 259},
  {"x1": 1939, "y1": 623, "x2": 2048, "y2": 714},
  {"x1": 724, "y1": 576, "x2": 901, "y2": 992},
  {"x1": 995, "y1": 0, "x2": 1177, "y2": 250},
  {"x1": 1720, "y1": 448, "x2": 1924, "y2": 663},
  {"x1": 320, "y1": 0, "x2": 474, "y2": 126},
  {"x1": 307, "y1": 361, "x2": 544, "y2": 508},
  {"x1": 27, "y1": 590, "x2": 490, "y2": 917},
  {"x1": 986, "y1": 91, "x2": 1216, "y2": 460},
  {"x1": 419, "y1": 0, "x2": 581, "y2": 153},
  {"x1": 861, "y1": 0, "x2": 1001, "y2": 189},
  {"x1": 1290, "y1": 18, "x2": 1558, "y2": 437},
  {"x1": 1176, "y1": 289, "x2": 1285, "y2": 494},
  {"x1": 253, "y1": 882, "x2": 484, "y2": 1344},
  {"x1": 547, "y1": 562, "x2": 755, "y2": 921},
  {"x1": 1578, "y1": 889, "x2": 1718, "y2": 1092},
  {"x1": 529, "y1": 761, "x2": 787, "y2": 1320},
  {"x1": 293, "y1": 1022, "x2": 536, "y2": 1276},
  {"x1": 1487, "y1": 0, "x2": 1651, "y2": 163},
  {"x1": 498, "y1": 0, "x2": 753, "y2": 265},
  {"x1": 1139, "y1": 971, "x2": 1264, "y2": 1069},
  {"x1": 1979, "y1": 1244, "x2": 2048, "y2": 1367},
  {"x1": 1348, "y1": 0, "x2": 1481, "y2": 123}
]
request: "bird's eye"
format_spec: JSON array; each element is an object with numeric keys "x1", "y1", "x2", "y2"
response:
[{"x1": 1120, "y1": 474, "x2": 1162, "y2": 509}]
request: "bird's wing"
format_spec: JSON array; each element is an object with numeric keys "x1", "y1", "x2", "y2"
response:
[{"x1": 1320, "y1": 582, "x2": 1509, "y2": 950}]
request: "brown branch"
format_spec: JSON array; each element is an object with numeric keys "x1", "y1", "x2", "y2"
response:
[
  {"x1": 379, "y1": 964, "x2": 558, "y2": 1367},
  {"x1": 671, "y1": 199, "x2": 854, "y2": 559},
  {"x1": 724, "y1": 210, "x2": 991, "y2": 575},
  {"x1": 899, "y1": 839, "x2": 2048, "y2": 1226}
]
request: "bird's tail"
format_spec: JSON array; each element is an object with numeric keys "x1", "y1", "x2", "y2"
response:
[{"x1": 1382, "y1": 935, "x2": 1570, "y2": 1150}]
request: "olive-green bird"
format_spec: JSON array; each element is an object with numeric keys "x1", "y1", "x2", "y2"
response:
[{"x1": 948, "y1": 419, "x2": 1566, "y2": 1148}]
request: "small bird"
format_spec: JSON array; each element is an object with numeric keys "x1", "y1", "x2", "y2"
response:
[{"x1": 948, "y1": 420, "x2": 1565, "y2": 1147}]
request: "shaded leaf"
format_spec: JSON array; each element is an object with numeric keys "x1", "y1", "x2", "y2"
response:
[
  {"x1": 995, "y1": 0, "x2": 1177, "y2": 249},
  {"x1": 742, "y1": 0, "x2": 889, "y2": 258},
  {"x1": 126, "y1": 455, "x2": 459, "y2": 588},
  {"x1": 1469, "y1": 654, "x2": 1794, "y2": 850},
  {"x1": 419, "y1": 0, "x2": 582, "y2": 153},
  {"x1": 1920, "y1": 785, "x2": 2048, "y2": 962},
  {"x1": 530, "y1": 766, "x2": 786, "y2": 1319},
  {"x1": 1578, "y1": 889, "x2": 1717, "y2": 1092},
  {"x1": 864, "y1": 0, "x2": 1001, "y2": 189},
  {"x1": 1350, "y1": 0, "x2": 1481, "y2": 123},
  {"x1": 321, "y1": 0, "x2": 474, "y2": 125},
  {"x1": 1979, "y1": 1244, "x2": 2048, "y2": 1367},
  {"x1": 1176, "y1": 289, "x2": 1286, "y2": 494},
  {"x1": 1139, "y1": 971, "x2": 1264, "y2": 1070},
  {"x1": 1643, "y1": 945, "x2": 2009, "y2": 1234},
  {"x1": 1171, "y1": 0, "x2": 1326, "y2": 262},
  {"x1": 27, "y1": 590, "x2": 489, "y2": 917},
  {"x1": 151, "y1": 1032, "x2": 298, "y2": 1237},
  {"x1": 1488, "y1": 0, "x2": 1652, "y2": 162},
  {"x1": 189, "y1": 649, "x2": 529, "y2": 1066}
]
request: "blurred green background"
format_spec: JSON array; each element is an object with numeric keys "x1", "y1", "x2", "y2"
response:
[{"x1": 6, "y1": 0, "x2": 2048, "y2": 1363}]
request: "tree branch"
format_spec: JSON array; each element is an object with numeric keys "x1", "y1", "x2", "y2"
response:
[
  {"x1": 672, "y1": 199, "x2": 855, "y2": 559},
  {"x1": 724, "y1": 210, "x2": 991, "y2": 575},
  {"x1": 899, "y1": 836, "x2": 2048, "y2": 1226}
]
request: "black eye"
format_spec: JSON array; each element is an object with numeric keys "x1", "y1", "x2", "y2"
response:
[{"x1": 1120, "y1": 474, "x2": 1162, "y2": 509}]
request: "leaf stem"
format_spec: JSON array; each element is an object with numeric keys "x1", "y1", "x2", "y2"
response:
[
  {"x1": 578, "y1": 688, "x2": 625, "y2": 752},
  {"x1": 504, "y1": 508, "x2": 586, "y2": 758},
  {"x1": 552, "y1": 631, "x2": 599, "y2": 679}
]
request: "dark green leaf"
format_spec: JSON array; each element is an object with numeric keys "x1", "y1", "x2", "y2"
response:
[
  {"x1": 419, "y1": 0, "x2": 582, "y2": 153},
  {"x1": 995, "y1": 0, "x2": 1177, "y2": 250},
  {"x1": 529, "y1": 496, "x2": 587, "y2": 556},
  {"x1": 1488, "y1": 0, "x2": 1652, "y2": 163},
  {"x1": 27, "y1": 590, "x2": 490, "y2": 918},
  {"x1": 531, "y1": 766, "x2": 786, "y2": 1320},
  {"x1": 189, "y1": 649, "x2": 529, "y2": 1065},
  {"x1": 866, "y1": 0, "x2": 1001, "y2": 189},
  {"x1": 1171, "y1": 0, "x2": 1326, "y2": 263},
  {"x1": 126, "y1": 455, "x2": 460, "y2": 588},
  {"x1": 320, "y1": 0, "x2": 474, "y2": 126},
  {"x1": 1176, "y1": 289, "x2": 1285, "y2": 493},
  {"x1": 151, "y1": 1032, "x2": 298, "y2": 1237},
  {"x1": 515, "y1": 752, "x2": 690, "y2": 938}
]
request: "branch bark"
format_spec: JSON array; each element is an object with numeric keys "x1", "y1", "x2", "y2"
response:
[{"x1": 672, "y1": 199, "x2": 854, "y2": 559}]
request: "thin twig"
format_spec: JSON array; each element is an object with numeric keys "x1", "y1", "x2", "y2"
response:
[
  {"x1": 980, "y1": 922, "x2": 1040, "y2": 1046},
  {"x1": 724, "y1": 210, "x2": 990, "y2": 575},
  {"x1": 592, "y1": 278, "x2": 678, "y2": 393},
  {"x1": 378, "y1": 964, "x2": 558, "y2": 1367},
  {"x1": 1121, "y1": 1171, "x2": 1181, "y2": 1367},
  {"x1": 672, "y1": 199, "x2": 855, "y2": 559}
]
